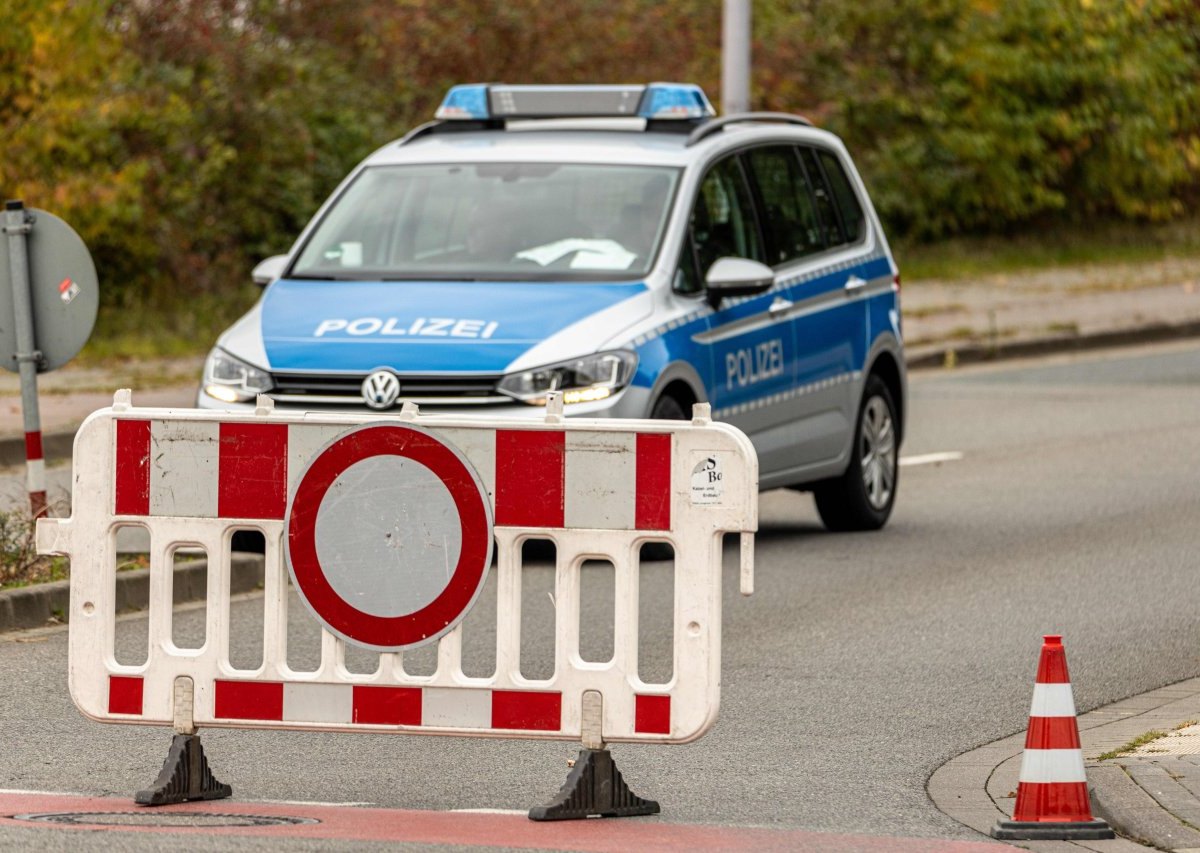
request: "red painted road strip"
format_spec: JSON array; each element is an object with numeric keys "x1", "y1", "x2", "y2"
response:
[
  {"x1": 218, "y1": 422, "x2": 288, "y2": 519},
  {"x1": 0, "y1": 792, "x2": 1017, "y2": 851},
  {"x1": 114, "y1": 419, "x2": 151, "y2": 516},
  {"x1": 495, "y1": 429, "x2": 565, "y2": 527},
  {"x1": 635, "y1": 432, "x2": 672, "y2": 530}
]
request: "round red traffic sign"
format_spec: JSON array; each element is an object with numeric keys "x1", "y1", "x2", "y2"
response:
[{"x1": 284, "y1": 423, "x2": 493, "y2": 651}]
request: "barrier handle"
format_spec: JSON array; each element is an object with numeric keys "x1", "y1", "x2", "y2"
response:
[{"x1": 739, "y1": 532, "x2": 754, "y2": 595}]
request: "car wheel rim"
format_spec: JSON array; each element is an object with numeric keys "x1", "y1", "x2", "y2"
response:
[{"x1": 859, "y1": 396, "x2": 896, "y2": 511}]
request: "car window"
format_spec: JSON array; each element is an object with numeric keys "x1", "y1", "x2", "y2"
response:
[
  {"x1": 745, "y1": 146, "x2": 825, "y2": 266},
  {"x1": 690, "y1": 157, "x2": 764, "y2": 283},
  {"x1": 816, "y1": 149, "x2": 866, "y2": 244},
  {"x1": 674, "y1": 231, "x2": 702, "y2": 295},
  {"x1": 796, "y1": 147, "x2": 844, "y2": 247},
  {"x1": 292, "y1": 163, "x2": 680, "y2": 281}
]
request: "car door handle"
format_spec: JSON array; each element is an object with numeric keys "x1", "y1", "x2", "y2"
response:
[
  {"x1": 768, "y1": 296, "x2": 794, "y2": 316},
  {"x1": 844, "y1": 275, "x2": 867, "y2": 293}
]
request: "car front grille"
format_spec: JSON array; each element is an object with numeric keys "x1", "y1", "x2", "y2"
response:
[{"x1": 268, "y1": 373, "x2": 509, "y2": 407}]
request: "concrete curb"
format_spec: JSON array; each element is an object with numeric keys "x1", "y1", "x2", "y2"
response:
[
  {"x1": 0, "y1": 553, "x2": 265, "y2": 634},
  {"x1": 907, "y1": 319, "x2": 1200, "y2": 370},
  {"x1": 929, "y1": 675, "x2": 1200, "y2": 852}
]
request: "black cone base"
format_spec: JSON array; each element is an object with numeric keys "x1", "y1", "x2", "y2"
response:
[
  {"x1": 991, "y1": 818, "x2": 1115, "y2": 840},
  {"x1": 529, "y1": 748, "x2": 659, "y2": 821},
  {"x1": 135, "y1": 734, "x2": 233, "y2": 806}
]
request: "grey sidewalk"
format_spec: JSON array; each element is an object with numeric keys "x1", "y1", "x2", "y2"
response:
[{"x1": 930, "y1": 675, "x2": 1200, "y2": 852}]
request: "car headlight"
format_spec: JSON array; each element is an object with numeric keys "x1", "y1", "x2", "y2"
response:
[
  {"x1": 497, "y1": 351, "x2": 638, "y2": 406},
  {"x1": 202, "y1": 348, "x2": 273, "y2": 404}
]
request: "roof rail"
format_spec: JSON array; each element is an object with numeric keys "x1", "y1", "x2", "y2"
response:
[{"x1": 686, "y1": 112, "x2": 814, "y2": 147}]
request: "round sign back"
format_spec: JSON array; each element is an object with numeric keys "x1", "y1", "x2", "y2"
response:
[
  {"x1": 285, "y1": 423, "x2": 494, "y2": 651},
  {"x1": 0, "y1": 208, "x2": 99, "y2": 372}
]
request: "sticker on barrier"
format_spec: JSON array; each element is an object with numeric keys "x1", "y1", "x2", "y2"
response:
[{"x1": 37, "y1": 391, "x2": 758, "y2": 819}]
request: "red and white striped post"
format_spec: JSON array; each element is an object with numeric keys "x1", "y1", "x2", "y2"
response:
[
  {"x1": 24, "y1": 428, "x2": 45, "y2": 518},
  {"x1": 991, "y1": 634, "x2": 1114, "y2": 840}
]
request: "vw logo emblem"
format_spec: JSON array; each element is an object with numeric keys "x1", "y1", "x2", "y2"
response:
[{"x1": 361, "y1": 370, "x2": 401, "y2": 410}]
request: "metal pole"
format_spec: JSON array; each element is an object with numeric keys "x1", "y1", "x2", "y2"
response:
[
  {"x1": 3, "y1": 200, "x2": 46, "y2": 517},
  {"x1": 721, "y1": 0, "x2": 751, "y2": 115}
]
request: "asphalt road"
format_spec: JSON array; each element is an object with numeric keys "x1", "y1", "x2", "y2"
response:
[{"x1": 1, "y1": 340, "x2": 1199, "y2": 850}]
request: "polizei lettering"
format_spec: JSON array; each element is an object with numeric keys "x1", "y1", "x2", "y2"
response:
[
  {"x1": 313, "y1": 318, "x2": 499, "y2": 339},
  {"x1": 726, "y1": 338, "x2": 784, "y2": 390}
]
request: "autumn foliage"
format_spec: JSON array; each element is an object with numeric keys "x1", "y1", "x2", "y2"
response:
[{"x1": 0, "y1": 0, "x2": 1197, "y2": 319}]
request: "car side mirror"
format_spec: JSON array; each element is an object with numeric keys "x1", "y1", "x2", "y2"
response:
[
  {"x1": 704, "y1": 257, "x2": 775, "y2": 308},
  {"x1": 251, "y1": 255, "x2": 289, "y2": 287}
]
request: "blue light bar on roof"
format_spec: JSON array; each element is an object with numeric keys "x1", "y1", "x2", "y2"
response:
[
  {"x1": 433, "y1": 83, "x2": 715, "y2": 121},
  {"x1": 638, "y1": 83, "x2": 715, "y2": 119},
  {"x1": 435, "y1": 84, "x2": 490, "y2": 120}
]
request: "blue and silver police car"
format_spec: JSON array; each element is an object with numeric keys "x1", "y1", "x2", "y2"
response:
[{"x1": 200, "y1": 83, "x2": 905, "y2": 530}]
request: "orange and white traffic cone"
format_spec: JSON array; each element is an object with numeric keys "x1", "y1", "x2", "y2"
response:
[{"x1": 991, "y1": 634, "x2": 1115, "y2": 840}]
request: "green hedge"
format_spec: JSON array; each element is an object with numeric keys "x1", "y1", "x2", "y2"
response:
[{"x1": 0, "y1": 0, "x2": 1196, "y2": 319}]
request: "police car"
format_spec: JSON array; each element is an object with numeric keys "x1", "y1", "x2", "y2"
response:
[{"x1": 200, "y1": 83, "x2": 905, "y2": 530}]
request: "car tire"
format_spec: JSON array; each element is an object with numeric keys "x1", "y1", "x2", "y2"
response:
[
  {"x1": 813, "y1": 374, "x2": 899, "y2": 532},
  {"x1": 650, "y1": 394, "x2": 688, "y2": 421}
]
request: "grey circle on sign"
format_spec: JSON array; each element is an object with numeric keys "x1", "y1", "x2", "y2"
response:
[
  {"x1": 313, "y1": 455, "x2": 463, "y2": 619},
  {"x1": 0, "y1": 208, "x2": 99, "y2": 372}
]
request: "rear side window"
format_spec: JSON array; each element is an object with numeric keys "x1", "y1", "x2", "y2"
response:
[
  {"x1": 816, "y1": 149, "x2": 866, "y2": 244},
  {"x1": 796, "y1": 147, "x2": 843, "y2": 247},
  {"x1": 691, "y1": 157, "x2": 764, "y2": 277},
  {"x1": 745, "y1": 146, "x2": 824, "y2": 267}
]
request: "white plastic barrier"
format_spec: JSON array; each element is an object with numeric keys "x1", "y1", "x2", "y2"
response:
[{"x1": 37, "y1": 391, "x2": 756, "y2": 748}]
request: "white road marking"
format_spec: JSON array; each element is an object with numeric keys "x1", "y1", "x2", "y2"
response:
[{"x1": 899, "y1": 451, "x2": 964, "y2": 467}]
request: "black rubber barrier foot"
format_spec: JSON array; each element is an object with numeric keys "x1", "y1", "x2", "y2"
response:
[
  {"x1": 135, "y1": 734, "x2": 233, "y2": 806},
  {"x1": 528, "y1": 748, "x2": 660, "y2": 821},
  {"x1": 991, "y1": 819, "x2": 1115, "y2": 840}
]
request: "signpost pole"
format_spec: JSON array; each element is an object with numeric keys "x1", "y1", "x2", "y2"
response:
[
  {"x1": 721, "y1": 0, "x2": 751, "y2": 115},
  {"x1": 3, "y1": 200, "x2": 46, "y2": 517}
]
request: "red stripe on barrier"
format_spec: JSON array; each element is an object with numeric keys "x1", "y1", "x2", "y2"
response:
[
  {"x1": 214, "y1": 680, "x2": 284, "y2": 721},
  {"x1": 107, "y1": 675, "x2": 143, "y2": 716},
  {"x1": 114, "y1": 420, "x2": 151, "y2": 516},
  {"x1": 491, "y1": 690, "x2": 561, "y2": 731},
  {"x1": 494, "y1": 431, "x2": 564, "y2": 528},
  {"x1": 634, "y1": 694, "x2": 671, "y2": 735},
  {"x1": 635, "y1": 433, "x2": 671, "y2": 530},
  {"x1": 1025, "y1": 716, "x2": 1081, "y2": 750},
  {"x1": 1012, "y1": 781, "x2": 1093, "y2": 822},
  {"x1": 24, "y1": 431, "x2": 42, "y2": 461},
  {"x1": 218, "y1": 423, "x2": 288, "y2": 519},
  {"x1": 1035, "y1": 634, "x2": 1071, "y2": 684},
  {"x1": 352, "y1": 686, "x2": 422, "y2": 726}
]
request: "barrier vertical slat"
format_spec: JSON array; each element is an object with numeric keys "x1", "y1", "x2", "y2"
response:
[
  {"x1": 319, "y1": 629, "x2": 339, "y2": 678},
  {"x1": 612, "y1": 542, "x2": 639, "y2": 682},
  {"x1": 209, "y1": 528, "x2": 232, "y2": 666},
  {"x1": 437, "y1": 624, "x2": 463, "y2": 680},
  {"x1": 494, "y1": 530, "x2": 523, "y2": 685},
  {"x1": 261, "y1": 535, "x2": 288, "y2": 678},
  {"x1": 556, "y1": 547, "x2": 580, "y2": 676},
  {"x1": 147, "y1": 535, "x2": 172, "y2": 657}
]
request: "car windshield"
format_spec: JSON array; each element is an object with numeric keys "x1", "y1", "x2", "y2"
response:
[{"x1": 291, "y1": 162, "x2": 681, "y2": 281}]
